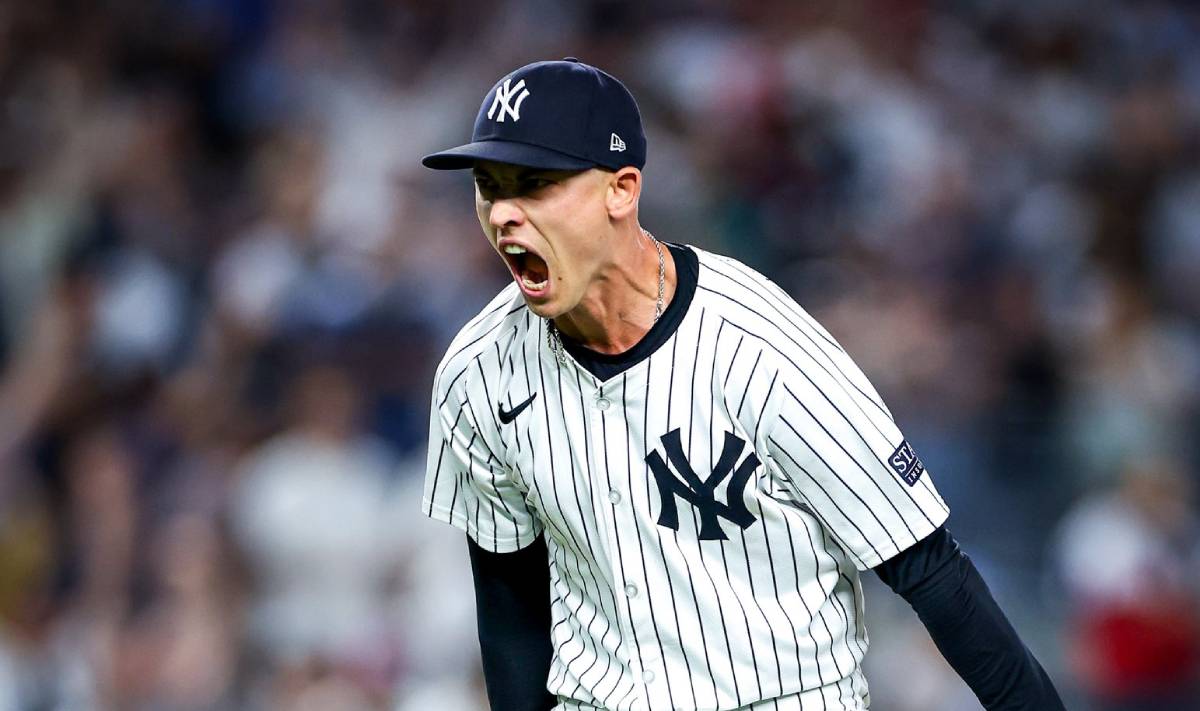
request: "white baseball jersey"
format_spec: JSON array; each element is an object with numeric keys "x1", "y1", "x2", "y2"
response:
[{"x1": 423, "y1": 243, "x2": 950, "y2": 711}]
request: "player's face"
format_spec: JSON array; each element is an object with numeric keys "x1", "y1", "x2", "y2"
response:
[{"x1": 473, "y1": 161, "x2": 614, "y2": 318}]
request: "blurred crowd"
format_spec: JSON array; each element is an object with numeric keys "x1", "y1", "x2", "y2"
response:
[{"x1": 0, "y1": 1, "x2": 1197, "y2": 709}]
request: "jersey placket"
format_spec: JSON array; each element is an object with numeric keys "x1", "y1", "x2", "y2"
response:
[
  {"x1": 596, "y1": 369, "x2": 674, "y2": 711},
  {"x1": 581, "y1": 375, "x2": 643, "y2": 710}
]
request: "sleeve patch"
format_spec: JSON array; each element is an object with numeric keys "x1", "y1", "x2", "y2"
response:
[{"x1": 889, "y1": 439, "x2": 925, "y2": 486}]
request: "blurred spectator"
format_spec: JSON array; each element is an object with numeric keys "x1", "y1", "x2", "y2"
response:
[
  {"x1": 390, "y1": 467, "x2": 487, "y2": 711},
  {"x1": 1054, "y1": 458, "x2": 1200, "y2": 709},
  {"x1": 0, "y1": 282, "x2": 85, "y2": 472},
  {"x1": 230, "y1": 364, "x2": 402, "y2": 708},
  {"x1": 111, "y1": 513, "x2": 239, "y2": 710}
]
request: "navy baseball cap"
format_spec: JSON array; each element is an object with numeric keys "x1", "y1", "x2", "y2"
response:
[{"x1": 421, "y1": 58, "x2": 647, "y2": 172}]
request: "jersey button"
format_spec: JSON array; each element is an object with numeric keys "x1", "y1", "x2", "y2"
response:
[
  {"x1": 624, "y1": 583, "x2": 638, "y2": 598},
  {"x1": 595, "y1": 396, "x2": 611, "y2": 411},
  {"x1": 641, "y1": 670, "x2": 655, "y2": 683},
  {"x1": 608, "y1": 489, "x2": 622, "y2": 504}
]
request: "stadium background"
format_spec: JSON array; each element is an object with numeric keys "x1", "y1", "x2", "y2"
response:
[{"x1": 0, "y1": 0, "x2": 1197, "y2": 709}]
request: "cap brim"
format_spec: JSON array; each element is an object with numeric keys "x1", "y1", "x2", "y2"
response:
[{"x1": 421, "y1": 140, "x2": 596, "y2": 171}]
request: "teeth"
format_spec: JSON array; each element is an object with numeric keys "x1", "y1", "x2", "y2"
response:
[
  {"x1": 503, "y1": 244, "x2": 527, "y2": 255},
  {"x1": 521, "y1": 277, "x2": 548, "y2": 290}
]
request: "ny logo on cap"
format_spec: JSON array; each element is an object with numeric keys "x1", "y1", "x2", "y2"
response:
[
  {"x1": 487, "y1": 78, "x2": 531, "y2": 123},
  {"x1": 647, "y1": 429, "x2": 759, "y2": 541}
]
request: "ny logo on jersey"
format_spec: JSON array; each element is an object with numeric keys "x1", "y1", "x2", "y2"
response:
[
  {"x1": 487, "y1": 78, "x2": 531, "y2": 123},
  {"x1": 646, "y1": 429, "x2": 759, "y2": 541}
]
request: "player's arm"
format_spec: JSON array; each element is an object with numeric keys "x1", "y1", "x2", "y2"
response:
[
  {"x1": 749, "y1": 316, "x2": 1064, "y2": 709},
  {"x1": 423, "y1": 356, "x2": 552, "y2": 709},
  {"x1": 872, "y1": 526, "x2": 1066, "y2": 710},
  {"x1": 468, "y1": 534, "x2": 557, "y2": 711}
]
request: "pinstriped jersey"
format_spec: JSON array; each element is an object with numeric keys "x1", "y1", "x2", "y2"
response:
[{"x1": 423, "y1": 243, "x2": 950, "y2": 711}]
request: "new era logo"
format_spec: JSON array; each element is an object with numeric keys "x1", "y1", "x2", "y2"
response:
[
  {"x1": 610, "y1": 133, "x2": 626, "y2": 152},
  {"x1": 889, "y1": 440, "x2": 925, "y2": 486},
  {"x1": 488, "y1": 78, "x2": 531, "y2": 123}
]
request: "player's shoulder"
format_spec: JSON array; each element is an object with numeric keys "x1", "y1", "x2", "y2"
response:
[
  {"x1": 690, "y1": 244, "x2": 782, "y2": 300},
  {"x1": 690, "y1": 245, "x2": 802, "y2": 327},
  {"x1": 431, "y1": 284, "x2": 527, "y2": 402},
  {"x1": 687, "y1": 243, "x2": 849, "y2": 358}
]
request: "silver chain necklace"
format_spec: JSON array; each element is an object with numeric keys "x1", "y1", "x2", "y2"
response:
[{"x1": 547, "y1": 229, "x2": 665, "y2": 365}]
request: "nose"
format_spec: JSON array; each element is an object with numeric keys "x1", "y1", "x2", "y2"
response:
[{"x1": 489, "y1": 197, "x2": 524, "y2": 231}]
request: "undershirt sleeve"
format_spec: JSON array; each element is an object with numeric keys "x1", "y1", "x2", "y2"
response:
[
  {"x1": 468, "y1": 534, "x2": 558, "y2": 711},
  {"x1": 872, "y1": 526, "x2": 1066, "y2": 710}
]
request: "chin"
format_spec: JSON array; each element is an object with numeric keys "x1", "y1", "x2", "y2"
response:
[
  {"x1": 521, "y1": 295, "x2": 570, "y2": 321},
  {"x1": 523, "y1": 299, "x2": 557, "y2": 319}
]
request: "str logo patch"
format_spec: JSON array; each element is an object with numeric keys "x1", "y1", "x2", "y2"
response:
[
  {"x1": 889, "y1": 439, "x2": 925, "y2": 486},
  {"x1": 646, "y1": 429, "x2": 758, "y2": 541}
]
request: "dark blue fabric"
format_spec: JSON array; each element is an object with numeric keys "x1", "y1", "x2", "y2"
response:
[
  {"x1": 468, "y1": 536, "x2": 557, "y2": 711},
  {"x1": 873, "y1": 527, "x2": 1066, "y2": 710}
]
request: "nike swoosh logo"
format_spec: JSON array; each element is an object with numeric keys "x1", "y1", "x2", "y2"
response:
[{"x1": 498, "y1": 393, "x2": 537, "y2": 424}]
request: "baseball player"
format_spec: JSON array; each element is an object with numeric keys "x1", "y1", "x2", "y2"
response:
[{"x1": 420, "y1": 58, "x2": 1064, "y2": 711}]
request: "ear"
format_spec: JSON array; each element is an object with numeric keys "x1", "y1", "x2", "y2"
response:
[{"x1": 605, "y1": 167, "x2": 641, "y2": 219}]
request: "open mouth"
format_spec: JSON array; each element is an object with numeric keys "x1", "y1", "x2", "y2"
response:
[{"x1": 501, "y1": 243, "x2": 551, "y2": 294}]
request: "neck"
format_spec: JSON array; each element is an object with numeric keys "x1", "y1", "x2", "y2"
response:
[{"x1": 552, "y1": 228, "x2": 676, "y2": 355}]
